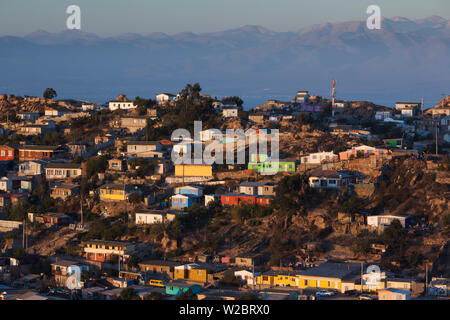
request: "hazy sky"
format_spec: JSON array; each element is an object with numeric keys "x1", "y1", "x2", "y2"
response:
[{"x1": 0, "y1": 0, "x2": 449, "y2": 36}]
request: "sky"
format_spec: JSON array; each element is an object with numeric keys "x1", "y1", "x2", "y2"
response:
[{"x1": 1, "y1": 0, "x2": 449, "y2": 36}]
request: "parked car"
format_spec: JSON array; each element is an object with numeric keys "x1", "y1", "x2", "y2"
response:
[
  {"x1": 345, "y1": 290, "x2": 359, "y2": 296},
  {"x1": 359, "y1": 294, "x2": 376, "y2": 300},
  {"x1": 315, "y1": 291, "x2": 334, "y2": 297}
]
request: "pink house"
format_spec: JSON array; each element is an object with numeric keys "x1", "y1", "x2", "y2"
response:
[{"x1": 339, "y1": 146, "x2": 389, "y2": 161}]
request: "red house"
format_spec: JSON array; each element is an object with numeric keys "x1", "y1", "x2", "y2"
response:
[
  {"x1": 33, "y1": 212, "x2": 71, "y2": 226},
  {"x1": 18, "y1": 145, "x2": 63, "y2": 161},
  {"x1": 220, "y1": 194, "x2": 273, "y2": 207},
  {"x1": 221, "y1": 193, "x2": 257, "y2": 206},
  {"x1": 0, "y1": 145, "x2": 17, "y2": 162},
  {"x1": 255, "y1": 196, "x2": 273, "y2": 206}
]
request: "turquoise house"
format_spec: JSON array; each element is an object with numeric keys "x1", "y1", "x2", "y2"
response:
[
  {"x1": 174, "y1": 185, "x2": 203, "y2": 197},
  {"x1": 170, "y1": 194, "x2": 201, "y2": 209},
  {"x1": 165, "y1": 282, "x2": 202, "y2": 296}
]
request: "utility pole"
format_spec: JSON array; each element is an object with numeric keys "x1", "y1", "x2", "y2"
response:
[
  {"x1": 80, "y1": 194, "x2": 84, "y2": 227},
  {"x1": 252, "y1": 259, "x2": 255, "y2": 291},
  {"x1": 425, "y1": 263, "x2": 428, "y2": 296},
  {"x1": 25, "y1": 220, "x2": 27, "y2": 250},
  {"x1": 421, "y1": 98, "x2": 424, "y2": 116},
  {"x1": 22, "y1": 219, "x2": 25, "y2": 249},
  {"x1": 360, "y1": 262, "x2": 363, "y2": 294},
  {"x1": 435, "y1": 121, "x2": 439, "y2": 156},
  {"x1": 331, "y1": 80, "x2": 336, "y2": 119}
]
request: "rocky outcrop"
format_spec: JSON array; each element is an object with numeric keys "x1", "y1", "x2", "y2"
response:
[{"x1": 0, "y1": 94, "x2": 77, "y2": 114}]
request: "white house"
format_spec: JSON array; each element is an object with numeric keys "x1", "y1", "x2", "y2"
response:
[
  {"x1": 0, "y1": 177, "x2": 13, "y2": 192},
  {"x1": 44, "y1": 107, "x2": 66, "y2": 117},
  {"x1": 234, "y1": 270, "x2": 260, "y2": 286},
  {"x1": 401, "y1": 107, "x2": 417, "y2": 118},
  {"x1": 294, "y1": 91, "x2": 310, "y2": 103},
  {"x1": 108, "y1": 100, "x2": 137, "y2": 111},
  {"x1": 204, "y1": 194, "x2": 220, "y2": 206},
  {"x1": 135, "y1": 211, "x2": 166, "y2": 225},
  {"x1": 375, "y1": 111, "x2": 392, "y2": 121},
  {"x1": 45, "y1": 163, "x2": 82, "y2": 180},
  {"x1": 395, "y1": 102, "x2": 421, "y2": 111},
  {"x1": 18, "y1": 160, "x2": 47, "y2": 176},
  {"x1": 81, "y1": 104, "x2": 96, "y2": 111},
  {"x1": 334, "y1": 101, "x2": 347, "y2": 109},
  {"x1": 367, "y1": 215, "x2": 409, "y2": 228},
  {"x1": 17, "y1": 112, "x2": 40, "y2": 122},
  {"x1": 199, "y1": 129, "x2": 223, "y2": 142},
  {"x1": 156, "y1": 93, "x2": 176, "y2": 104},
  {"x1": 300, "y1": 151, "x2": 338, "y2": 164},
  {"x1": 222, "y1": 106, "x2": 238, "y2": 118},
  {"x1": 308, "y1": 169, "x2": 354, "y2": 189}
]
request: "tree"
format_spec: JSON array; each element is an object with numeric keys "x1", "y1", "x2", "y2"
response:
[
  {"x1": 43, "y1": 88, "x2": 57, "y2": 99},
  {"x1": 222, "y1": 96, "x2": 243, "y2": 107},
  {"x1": 127, "y1": 255, "x2": 138, "y2": 270},
  {"x1": 8, "y1": 199, "x2": 31, "y2": 221},
  {"x1": 176, "y1": 289, "x2": 197, "y2": 300},
  {"x1": 442, "y1": 214, "x2": 450, "y2": 228},
  {"x1": 134, "y1": 96, "x2": 155, "y2": 115},
  {"x1": 295, "y1": 112, "x2": 312, "y2": 126},
  {"x1": 120, "y1": 288, "x2": 141, "y2": 300},
  {"x1": 238, "y1": 292, "x2": 260, "y2": 300},
  {"x1": 380, "y1": 219, "x2": 407, "y2": 256},
  {"x1": 85, "y1": 156, "x2": 108, "y2": 178},
  {"x1": 273, "y1": 174, "x2": 313, "y2": 214},
  {"x1": 128, "y1": 192, "x2": 143, "y2": 204},
  {"x1": 179, "y1": 83, "x2": 202, "y2": 101},
  {"x1": 238, "y1": 110, "x2": 248, "y2": 121}
]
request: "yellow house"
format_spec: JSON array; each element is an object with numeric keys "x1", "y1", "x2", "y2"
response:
[
  {"x1": 256, "y1": 271, "x2": 298, "y2": 287},
  {"x1": 276, "y1": 274, "x2": 298, "y2": 287},
  {"x1": 296, "y1": 262, "x2": 361, "y2": 291},
  {"x1": 174, "y1": 264, "x2": 208, "y2": 283},
  {"x1": 99, "y1": 184, "x2": 139, "y2": 201},
  {"x1": 175, "y1": 164, "x2": 213, "y2": 177},
  {"x1": 297, "y1": 276, "x2": 342, "y2": 290}
]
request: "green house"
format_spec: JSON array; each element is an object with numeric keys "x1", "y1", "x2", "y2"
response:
[{"x1": 248, "y1": 159, "x2": 297, "y2": 174}]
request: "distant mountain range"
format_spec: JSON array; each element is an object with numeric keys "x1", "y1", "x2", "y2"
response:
[{"x1": 0, "y1": 16, "x2": 449, "y2": 108}]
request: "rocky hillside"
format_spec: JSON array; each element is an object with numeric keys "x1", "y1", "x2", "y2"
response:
[{"x1": 0, "y1": 94, "x2": 77, "y2": 116}]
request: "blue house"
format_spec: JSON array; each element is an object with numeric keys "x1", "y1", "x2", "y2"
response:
[
  {"x1": 171, "y1": 194, "x2": 200, "y2": 209},
  {"x1": 165, "y1": 281, "x2": 202, "y2": 296},
  {"x1": 174, "y1": 185, "x2": 203, "y2": 197}
]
